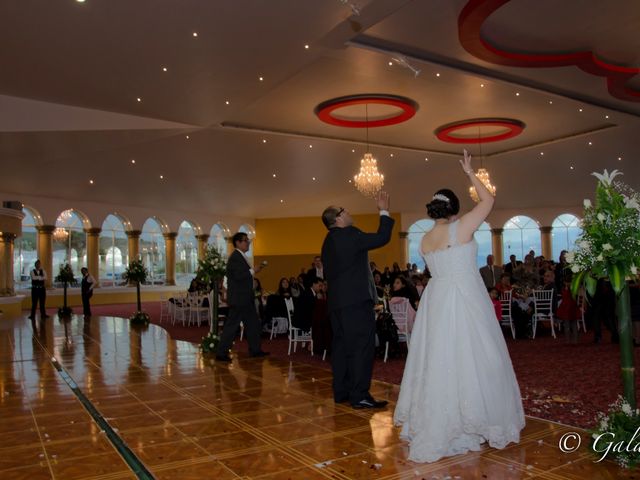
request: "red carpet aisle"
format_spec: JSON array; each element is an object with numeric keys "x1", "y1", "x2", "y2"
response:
[{"x1": 74, "y1": 302, "x2": 633, "y2": 429}]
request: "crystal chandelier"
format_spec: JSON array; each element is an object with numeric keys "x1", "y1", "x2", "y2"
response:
[
  {"x1": 469, "y1": 129, "x2": 496, "y2": 202},
  {"x1": 354, "y1": 104, "x2": 384, "y2": 197},
  {"x1": 53, "y1": 227, "x2": 69, "y2": 241},
  {"x1": 53, "y1": 209, "x2": 73, "y2": 241}
]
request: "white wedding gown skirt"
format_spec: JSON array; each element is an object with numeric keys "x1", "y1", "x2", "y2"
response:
[{"x1": 394, "y1": 224, "x2": 525, "y2": 463}]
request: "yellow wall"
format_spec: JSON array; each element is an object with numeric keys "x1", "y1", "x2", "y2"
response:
[{"x1": 254, "y1": 213, "x2": 402, "y2": 292}]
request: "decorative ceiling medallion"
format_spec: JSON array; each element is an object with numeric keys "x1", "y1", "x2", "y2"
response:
[
  {"x1": 314, "y1": 94, "x2": 419, "y2": 128},
  {"x1": 435, "y1": 118, "x2": 525, "y2": 144},
  {"x1": 459, "y1": 0, "x2": 640, "y2": 102}
]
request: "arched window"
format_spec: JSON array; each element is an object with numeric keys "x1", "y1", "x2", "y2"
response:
[
  {"x1": 208, "y1": 223, "x2": 229, "y2": 257},
  {"x1": 100, "y1": 214, "x2": 128, "y2": 287},
  {"x1": 552, "y1": 214, "x2": 582, "y2": 261},
  {"x1": 408, "y1": 219, "x2": 435, "y2": 270},
  {"x1": 474, "y1": 222, "x2": 492, "y2": 267},
  {"x1": 239, "y1": 224, "x2": 255, "y2": 259},
  {"x1": 503, "y1": 215, "x2": 541, "y2": 262},
  {"x1": 176, "y1": 221, "x2": 198, "y2": 286},
  {"x1": 141, "y1": 218, "x2": 165, "y2": 285},
  {"x1": 13, "y1": 207, "x2": 39, "y2": 289},
  {"x1": 53, "y1": 209, "x2": 87, "y2": 283}
]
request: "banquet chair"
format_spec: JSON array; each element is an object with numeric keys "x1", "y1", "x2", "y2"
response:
[
  {"x1": 499, "y1": 290, "x2": 516, "y2": 339},
  {"x1": 384, "y1": 297, "x2": 411, "y2": 363},
  {"x1": 287, "y1": 308, "x2": 313, "y2": 355},
  {"x1": 159, "y1": 293, "x2": 172, "y2": 324},
  {"x1": 188, "y1": 292, "x2": 209, "y2": 327},
  {"x1": 532, "y1": 288, "x2": 557, "y2": 338},
  {"x1": 576, "y1": 291, "x2": 587, "y2": 332},
  {"x1": 172, "y1": 292, "x2": 188, "y2": 326}
]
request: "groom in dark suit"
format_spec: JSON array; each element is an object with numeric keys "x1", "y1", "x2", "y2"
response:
[
  {"x1": 216, "y1": 232, "x2": 268, "y2": 361},
  {"x1": 321, "y1": 191, "x2": 394, "y2": 409}
]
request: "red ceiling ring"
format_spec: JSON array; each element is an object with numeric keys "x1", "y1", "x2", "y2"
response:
[
  {"x1": 314, "y1": 94, "x2": 419, "y2": 128},
  {"x1": 435, "y1": 118, "x2": 526, "y2": 144}
]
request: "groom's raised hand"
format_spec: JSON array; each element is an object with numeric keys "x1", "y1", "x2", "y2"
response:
[{"x1": 376, "y1": 191, "x2": 390, "y2": 211}]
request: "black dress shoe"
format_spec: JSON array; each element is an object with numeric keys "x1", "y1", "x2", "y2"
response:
[
  {"x1": 215, "y1": 355, "x2": 232, "y2": 362},
  {"x1": 351, "y1": 398, "x2": 388, "y2": 409},
  {"x1": 250, "y1": 351, "x2": 270, "y2": 358}
]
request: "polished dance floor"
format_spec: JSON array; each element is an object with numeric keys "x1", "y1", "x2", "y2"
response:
[{"x1": 0, "y1": 314, "x2": 633, "y2": 479}]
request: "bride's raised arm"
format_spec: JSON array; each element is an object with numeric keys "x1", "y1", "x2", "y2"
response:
[{"x1": 458, "y1": 149, "x2": 495, "y2": 241}]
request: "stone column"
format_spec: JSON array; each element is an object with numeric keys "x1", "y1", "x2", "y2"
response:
[
  {"x1": 85, "y1": 227, "x2": 101, "y2": 288},
  {"x1": 36, "y1": 225, "x2": 55, "y2": 288},
  {"x1": 226, "y1": 236, "x2": 235, "y2": 255},
  {"x1": 196, "y1": 234, "x2": 210, "y2": 261},
  {"x1": 163, "y1": 232, "x2": 177, "y2": 286},
  {"x1": 491, "y1": 228, "x2": 504, "y2": 266},
  {"x1": 126, "y1": 230, "x2": 141, "y2": 264},
  {"x1": 0, "y1": 233, "x2": 17, "y2": 296},
  {"x1": 398, "y1": 231, "x2": 409, "y2": 266},
  {"x1": 540, "y1": 226, "x2": 553, "y2": 260}
]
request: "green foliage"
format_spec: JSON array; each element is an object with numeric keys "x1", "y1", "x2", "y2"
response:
[
  {"x1": 55, "y1": 264, "x2": 76, "y2": 284},
  {"x1": 196, "y1": 245, "x2": 227, "y2": 287},
  {"x1": 589, "y1": 396, "x2": 640, "y2": 469},
  {"x1": 200, "y1": 331, "x2": 220, "y2": 354},
  {"x1": 129, "y1": 311, "x2": 150, "y2": 326},
  {"x1": 567, "y1": 170, "x2": 640, "y2": 296},
  {"x1": 123, "y1": 259, "x2": 148, "y2": 284}
]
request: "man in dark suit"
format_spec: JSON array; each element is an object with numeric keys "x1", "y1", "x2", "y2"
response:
[
  {"x1": 216, "y1": 232, "x2": 268, "y2": 361},
  {"x1": 503, "y1": 254, "x2": 522, "y2": 278},
  {"x1": 321, "y1": 191, "x2": 394, "y2": 409},
  {"x1": 305, "y1": 255, "x2": 324, "y2": 287},
  {"x1": 479, "y1": 254, "x2": 502, "y2": 289}
]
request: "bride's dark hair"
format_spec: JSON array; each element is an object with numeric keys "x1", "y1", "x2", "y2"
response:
[{"x1": 426, "y1": 189, "x2": 460, "y2": 219}]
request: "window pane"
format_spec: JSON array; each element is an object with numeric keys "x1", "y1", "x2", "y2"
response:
[
  {"x1": 141, "y1": 218, "x2": 165, "y2": 285},
  {"x1": 208, "y1": 223, "x2": 229, "y2": 257},
  {"x1": 503, "y1": 215, "x2": 541, "y2": 261},
  {"x1": 552, "y1": 214, "x2": 583, "y2": 261},
  {"x1": 13, "y1": 208, "x2": 38, "y2": 289},
  {"x1": 176, "y1": 221, "x2": 198, "y2": 286},
  {"x1": 239, "y1": 224, "x2": 255, "y2": 259},
  {"x1": 53, "y1": 210, "x2": 86, "y2": 285},
  {"x1": 408, "y1": 219, "x2": 435, "y2": 270},
  {"x1": 474, "y1": 222, "x2": 492, "y2": 267},
  {"x1": 99, "y1": 214, "x2": 128, "y2": 287}
]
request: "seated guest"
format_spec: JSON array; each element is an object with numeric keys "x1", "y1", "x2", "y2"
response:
[
  {"x1": 540, "y1": 270, "x2": 558, "y2": 313},
  {"x1": 390, "y1": 276, "x2": 419, "y2": 310},
  {"x1": 503, "y1": 254, "x2": 521, "y2": 277},
  {"x1": 311, "y1": 281, "x2": 331, "y2": 355},
  {"x1": 293, "y1": 277, "x2": 322, "y2": 333},
  {"x1": 412, "y1": 274, "x2": 425, "y2": 297},
  {"x1": 306, "y1": 255, "x2": 324, "y2": 285},
  {"x1": 289, "y1": 276, "x2": 302, "y2": 297},
  {"x1": 495, "y1": 273, "x2": 513, "y2": 295},
  {"x1": 373, "y1": 272, "x2": 385, "y2": 299},
  {"x1": 489, "y1": 287, "x2": 502, "y2": 321},
  {"x1": 265, "y1": 277, "x2": 295, "y2": 329},
  {"x1": 514, "y1": 256, "x2": 540, "y2": 290},
  {"x1": 381, "y1": 266, "x2": 393, "y2": 287}
]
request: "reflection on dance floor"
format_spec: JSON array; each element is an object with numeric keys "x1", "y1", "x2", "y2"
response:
[{"x1": 0, "y1": 315, "x2": 632, "y2": 479}]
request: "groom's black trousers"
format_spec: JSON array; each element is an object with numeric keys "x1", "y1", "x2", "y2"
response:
[{"x1": 330, "y1": 300, "x2": 376, "y2": 404}]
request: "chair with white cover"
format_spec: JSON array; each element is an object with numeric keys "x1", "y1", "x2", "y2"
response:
[
  {"x1": 384, "y1": 297, "x2": 412, "y2": 363},
  {"x1": 172, "y1": 292, "x2": 189, "y2": 326},
  {"x1": 499, "y1": 290, "x2": 515, "y2": 339},
  {"x1": 532, "y1": 288, "x2": 557, "y2": 338},
  {"x1": 287, "y1": 308, "x2": 313, "y2": 355},
  {"x1": 576, "y1": 291, "x2": 587, "y2": 332},
  {"x1": 188, "y1": 292, "x2": 209, "y2": 327}
]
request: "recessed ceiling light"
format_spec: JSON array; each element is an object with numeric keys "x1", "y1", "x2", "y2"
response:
[
  {"x1": 309, "y1": 144, "x2": 313, "y2": 148},
  {"x1": 259, "y1": 76, "x2": 264, "y2": 81},
  {"x1": 579, "y1": 108, "x2": 583, "y2": 112},
  {"x1": 480, "y1": 84, "x2": 484, "y2": 87},
  {"x1": 348, "y1": 179, "x2": 352, "y2": 183},
  {"x1": 390, "y1": 153, "x2": 394, "y2": 157},
  {"x1": 225, "y1": 100, "x2": 230, "y2": 105},
  {"x1": 77, "y1": 0, "x2": 85, "y2": 3},
  {"x1": 262, "y1": 139, "x2": 267, "y2": 143},
  {"x1": 162, "y1": 67, "x2": 167, "y2": 72},
  {"x1": 160, "y1": 175, "x2": 164, "y2": 179},
  {"x1": 618, "y1": 156, "x2": 622, "y2": 161},
  {"x1": 605, "y1": 115, "x2": 609, "y2": 119},
  {"x1": 436, "y1": 73, "x2": 440, "y2": 77},
  {"x1": 89, "y1": 179, "x2": 94, "y2": 184},
  {"x1": 540, "y1": 152, "x2": 544, "y2": 156},
  {"x1": 272, "y1": 173, "x2": 276, "y2": 178},
  {"x1": 304, "y1": 44, "x2": 309, "y2": 49},
  {"x1": 312, "y1": 177, "x2": 316, "y2": 181},
  {"x1": 569, "y1": 166, "x2": 574, "y2": 170},
  {"x1": 280, "y1": 199, "x2": 284, "y2": 203},
  {"x1": 131, "y1": 159, "x2": 136, "y2": 164},
  {"x1": 588, "y1": 141, "x2": 592, "y2": 146},
  {"x1": 192, "y1": 32, "x2": 198, "y2": 37},
  {"x1": 515, "y1": 92, "x2": 520, "y2": 96},
  {"x1": 549, "y1": 100, "x2": 553, "y2": 104},
  {"x1": 186, "y1": 135, "x2": 190, "y2": 139},
  {"x1": 351, "y1": 149, "x2": 355, "y2": 153},
  {"x1": 136, "y1": 97, "x2": 141, "y2": 102},
  {"x1": 425, "y1": 157, "x2": 429, "y2": 161},
  {"x1": 388, "y1": 61, "x2": 393, "y2": 66}
]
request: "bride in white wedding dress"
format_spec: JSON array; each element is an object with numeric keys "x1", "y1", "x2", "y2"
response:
[{"x1": 394, "y1": 150, "x2": 525, "y2": 463}]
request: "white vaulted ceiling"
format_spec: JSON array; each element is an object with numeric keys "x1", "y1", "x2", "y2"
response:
[{"x1": 0, "y1": 0, "x2": 639, "y2": 219}]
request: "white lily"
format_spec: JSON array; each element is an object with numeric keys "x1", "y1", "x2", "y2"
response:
[
  {"x1": 583, "y1": 199, "x2": 592, "y2": 208},
  {"x1": 597, "y1": 213, "x2": 606, "y2": 222},
  {"x1": 603, "y1": 243, "x2": 613, "y2": 251},
  {"x1": 571, "y1": 265, "x2": 581, "y2": 273},
  {"x1": 625, "y1": 196, "x2": 640, "y2": 210},
  {"x1": 592, "y1": 169, "x2": 623, "y2": 186},
  {"x1": 632, "y1": 265, "x2": 638, "y2": 275},
  {"x1": 596, "y1": 254, "x2": 604, "y2": 261},
  {"x1": 565, "y1": 251, "x2": 575, "y2": 263}
]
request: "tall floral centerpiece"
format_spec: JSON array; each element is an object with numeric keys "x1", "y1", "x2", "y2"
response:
[
  {"x1": 123, "y1": 259, "x2": 150, "y2": 325},
  {"x1": 55, "y1": 263, "x2": 76, "y2": 316},
  {"x1": 196, "y1": 245, "x2": 227, "y2": 353},
  {"x1": 567, "y1": 169, "x2": 640, "y2": 409}
]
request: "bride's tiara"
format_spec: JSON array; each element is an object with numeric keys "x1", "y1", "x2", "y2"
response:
[{"x1": 432, "y1": 193, "x2": 450, "y2": 203}]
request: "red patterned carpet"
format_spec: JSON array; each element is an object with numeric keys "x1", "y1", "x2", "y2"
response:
[{"x1": 72, "y1": 302, "x2": 636, "y2": 429}]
